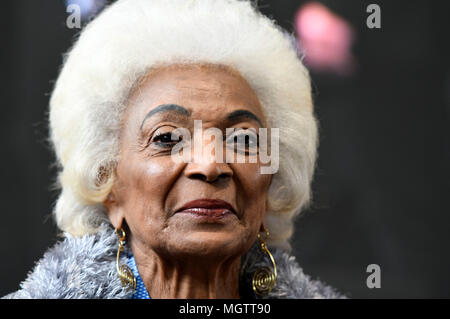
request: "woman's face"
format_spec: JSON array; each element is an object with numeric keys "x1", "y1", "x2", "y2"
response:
[{"x1": 105, "y1": 64, "x2": 272, "y2": 260}]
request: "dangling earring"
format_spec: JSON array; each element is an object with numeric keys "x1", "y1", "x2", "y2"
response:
[
  {"x1": 115, "y1": 228, "x2": 136, "y2": 290},
  {"x1": 252, "y1": 227, "x2": 277, "y2": 296}
]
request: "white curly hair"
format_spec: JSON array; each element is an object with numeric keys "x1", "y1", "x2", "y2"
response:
[{"x1": 49, "y1": 0, "x2": 318, "y2": 249}]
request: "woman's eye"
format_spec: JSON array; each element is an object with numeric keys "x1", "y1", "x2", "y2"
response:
[
  {"x1": 233, "y1": 134, "x2": 258, "y2": 147},
  {"x1": 151, "y1": 132, "x2": 182, "y2": 147},
  {"x1": 226, "y1": 129, "x2": 259, "y2": 154}
]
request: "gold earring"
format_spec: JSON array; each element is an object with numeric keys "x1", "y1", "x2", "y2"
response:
[
  {"x1": 115, "y1": 228, "x2": 136, "y2": 290},
  {"x1": 252, "y1": 228, "x2": 277, "y2": 296}
]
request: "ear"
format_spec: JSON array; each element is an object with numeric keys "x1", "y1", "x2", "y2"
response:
[{"x1": 102, "y1": 188, "x2": 125, "y2": 229}]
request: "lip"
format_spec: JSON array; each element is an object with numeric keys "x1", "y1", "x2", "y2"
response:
[{"x1": 175, "y1": 199, "x2": 237, "y2": 219}]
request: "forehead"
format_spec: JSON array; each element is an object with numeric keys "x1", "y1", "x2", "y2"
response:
[{"x1": 126, "y1": 64, "x2": 266, "y2": 125}]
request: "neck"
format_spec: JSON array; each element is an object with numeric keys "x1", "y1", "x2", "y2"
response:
[{"x1": 130, "y1": 242, "x2": 241, "y2": 299}]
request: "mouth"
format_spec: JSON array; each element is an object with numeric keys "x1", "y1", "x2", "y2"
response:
[{"x1": 174, "y1": 199, "x2": 237, "y2": 221}]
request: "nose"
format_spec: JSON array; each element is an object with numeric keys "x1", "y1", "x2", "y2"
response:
[
  {"x1": 184, "y1": 152, "x2": 233, "y2": 183},
  {"x1": 183, "y1": 124, "x2": 234, "y2": 182}
]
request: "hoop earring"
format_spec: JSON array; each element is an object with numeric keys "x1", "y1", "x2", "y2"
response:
[
  {"x1": 115, "y1": 228, "x2": 136, "y2": 290},
  {"x1": 252, "y1": 228, "x2": 277, "y2": 296}
]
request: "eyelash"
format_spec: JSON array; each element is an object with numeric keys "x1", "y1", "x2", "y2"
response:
[
  {"x1": 226, "y1": 133, "x2": 258, "y2": 147},
  {"x1": 151, "y1": 131, "x2": 182, "y2": 147},
  {"x1": 148, "y1": 129, "x2": 259, "y2": 153},
  {"x1": 226, "y1": 131, "x2": 259, "y2": 157}
]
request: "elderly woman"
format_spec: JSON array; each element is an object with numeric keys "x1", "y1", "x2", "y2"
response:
[{"x1": 4, "y1": 0, "x2": 344, "y2": 299}]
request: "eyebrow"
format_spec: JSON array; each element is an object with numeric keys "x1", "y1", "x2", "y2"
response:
[
  {"x1": 140, "y1": 104, "x2": 190, "y2": 130},
  {"x1": 226, "y1": 109, "x2": 263, "y2": 127}
]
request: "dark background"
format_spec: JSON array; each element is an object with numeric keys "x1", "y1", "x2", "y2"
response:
[{"x1": 0, "y1": 0, "x2": 449, "y2": 298}]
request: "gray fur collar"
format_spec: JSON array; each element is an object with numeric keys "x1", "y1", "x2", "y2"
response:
[{"x1": 4, "y1": 224, "x2": 344, "y2": 299}]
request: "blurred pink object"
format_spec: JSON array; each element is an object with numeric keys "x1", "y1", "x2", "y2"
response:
[{"x1": 295, "y1": 2, "x2": 356, "y2": 75}]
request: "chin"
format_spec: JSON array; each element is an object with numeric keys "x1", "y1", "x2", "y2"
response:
[{"x1": 169, "y1": 232, "x2": 251, "y2": 259}]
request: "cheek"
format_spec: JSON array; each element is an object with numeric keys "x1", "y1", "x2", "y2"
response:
[
  {"x1": 232, "y1": 163, "x2": 272, "y2": 219},
  {"x1": 233, "y1": 163, "x2": 271, "y2": 196},
  {"x1": 117, "y1": 155, "x2": 183, "y2": 226}
]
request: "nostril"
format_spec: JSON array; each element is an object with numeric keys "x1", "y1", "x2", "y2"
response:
[
  {"x1": 209, "y1": 172, "x2": 232, "y2": 183},
  {"x1": 218, "y1": 171, "x2": 232, "y2": 179},
  {"x1": 185, "y1": 163, "x2": 233, "y2": 182},
  {"x1": 190, "y1": 173, "x2": 208, "y2": 182},
  {"x1": 188, "y1": 172, "x2": 231, "y2": 183}
]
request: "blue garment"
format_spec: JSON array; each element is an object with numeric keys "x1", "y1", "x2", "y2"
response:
[{"x1": 127, "y1": 254, "x2": 151, "y2": 299}]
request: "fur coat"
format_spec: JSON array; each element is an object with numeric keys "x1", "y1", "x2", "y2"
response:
[{"x1": 3, "y1": 224, "x2": 345, "y2": 299}]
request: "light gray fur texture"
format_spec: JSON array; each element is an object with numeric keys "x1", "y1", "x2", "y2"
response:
[{"x1": 3, "y1": 224, "x2": 345, "y2": 299}]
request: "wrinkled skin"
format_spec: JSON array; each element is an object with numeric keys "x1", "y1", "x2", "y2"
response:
[{"x1": 103, "y1": 64, "x2": 272, "y2": 298}]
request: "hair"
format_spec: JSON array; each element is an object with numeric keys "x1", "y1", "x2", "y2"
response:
[{"x1": 49, "y1": 0, "x2": 318, "y2": 250}]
